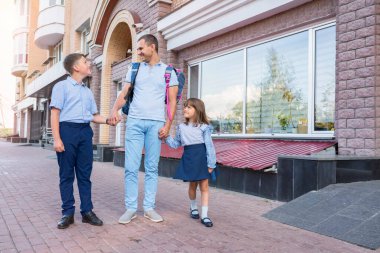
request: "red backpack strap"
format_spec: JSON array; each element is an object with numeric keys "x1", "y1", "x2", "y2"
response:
[{"x1": 165, "y1": 65, "x2": 174, "y2": 121}]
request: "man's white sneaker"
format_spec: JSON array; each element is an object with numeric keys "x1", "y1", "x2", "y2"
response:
[
  {"x1": 118, "y1": 210, "x2": 137, "y2": 224},
  {"x1": 144, "y1": 209, "x2": 164, "y2": 223}
]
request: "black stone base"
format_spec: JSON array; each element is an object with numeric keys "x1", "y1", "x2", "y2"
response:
[
  {"x1": 114, "y1": 150, "x2": 380, "y2": 201},
  {"x1": 277, "y1": 155, "x2": 380, "y2": 201},
  {"x1": 114, "y1": 149, "x2": 125, "y2": 167},
  {"x1": 337, "y1": 159, "x2": 380, "y2": 183},
  {"x1": 11, "y1": 137, "x2": 27, "y2": 143},
  {"x1": 277, "y1": 157, "x2": 336, "y2": 202},
  {"x1": 94, "y1": 144, "x2": 121, "y2": 162}
]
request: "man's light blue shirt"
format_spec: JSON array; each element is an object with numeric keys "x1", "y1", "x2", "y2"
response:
[
  {"x1": 125, "y1": 61, "x2": 178, "y2": 122},
  {"x1": 50, "y1": 76, "x2": 98, "y2": 123}
]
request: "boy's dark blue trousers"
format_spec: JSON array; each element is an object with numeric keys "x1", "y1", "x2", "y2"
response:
[{"x1": 56, "y1": 122, "x2": 94, "y2": 216}]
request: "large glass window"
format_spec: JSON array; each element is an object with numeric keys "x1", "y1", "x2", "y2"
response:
[
  {"x1": 314, "y1": 26, "x2": 336, "y2": 131},
  {"x1": 247, "y1": 31, "x2": 308, "y2": 134},
  {"x1": 201, "y1": 50, "x2": 245, "y2": 134},
  {"x1": 189, "y1": 23, "x2": 336, "y2": 136}
]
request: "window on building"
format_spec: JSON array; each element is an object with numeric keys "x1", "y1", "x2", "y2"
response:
[
  {"x1": 189, "y1": 65, "x2": 199, "y2": 98},
  {"x1": 189, "y1": 23, "x2": 336, "y2": 136},
  {"x1": 53, "y1": 41, "x2": 63, "y2": 64},
  {"x1": 201, "y1": 50, "x2": 245, "y2": 134},
  {"x1": 13, "y1": 33, "x2": 28, "y2": 65},
  {"x1": 80, "y1": 30, "x2": 89, "y2": 55},
  {"x1": 314, "y1": 25, "x2": 336, "y2": 132},
  {"x1": 247, "y1": 31, "x2": 308, "y2": 134}
]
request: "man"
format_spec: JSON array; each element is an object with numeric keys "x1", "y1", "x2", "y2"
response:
[
  {"x1": 50, "y1": 53, "x2": 112, "y2": 229},
  {"x1": 109, "y1": 34, "x2": 178, "y2": 223}
]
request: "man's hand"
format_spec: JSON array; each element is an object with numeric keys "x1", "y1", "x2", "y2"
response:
[
  {"x1": 109, "y1": 111, "x2": 121, "y2": 126},
  {"x1": 208, "y1": 168, "x2": 213, "y2": 173},
  {"x1": 54, "y1": 138, "x2": 65, "y2": 152},
  {"x1": 159, "y1": 124, "x2": 170, "y2": 139}
]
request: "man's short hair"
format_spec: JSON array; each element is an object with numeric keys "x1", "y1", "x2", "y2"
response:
[
  {"x1": 63, "y1": 53, "x2": 85, "y2": 74},
  {"x1": 138, "y1": 34, "x2": 159, "y2": 53}
]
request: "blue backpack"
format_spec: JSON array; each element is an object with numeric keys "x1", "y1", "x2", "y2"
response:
[{"x1": 122, "y1": 63, "x2": 185, "y2": 120}]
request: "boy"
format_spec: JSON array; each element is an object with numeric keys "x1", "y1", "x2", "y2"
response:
[{"x1": 50, "y1": 53, "x2": 114, "y2": 229}]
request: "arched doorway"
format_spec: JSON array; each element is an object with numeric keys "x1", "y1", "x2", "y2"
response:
[{"x1": 98, "y1": 10, "x2": 137, "y2": 144}]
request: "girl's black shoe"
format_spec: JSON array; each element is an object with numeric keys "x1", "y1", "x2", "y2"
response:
[
  {"x1": 201, "y1": 217, "x2": 213, "y2": 227},
  {"x1": 190, "y1": 209, "x2": 200, "y2": 219}
]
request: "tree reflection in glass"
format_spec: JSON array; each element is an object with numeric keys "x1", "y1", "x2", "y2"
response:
[{"x1": 247, "y1": 31, "x2": 309, "y2": 134}]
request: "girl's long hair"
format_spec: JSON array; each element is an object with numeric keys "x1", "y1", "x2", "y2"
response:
[{"x1": 184, "y1": 98, "x2": 210, "y2": 126}]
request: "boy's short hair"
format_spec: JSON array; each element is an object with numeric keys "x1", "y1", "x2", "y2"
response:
[
  {"x1": 138, "y1": 34, "x2": 159, "y2": 53},
  {"x1": 64, "y1": 53, "x2": 86, "y2": 74}
]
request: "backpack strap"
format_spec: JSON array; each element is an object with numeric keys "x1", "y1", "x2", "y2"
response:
[
  {"x1": 124, "y1": 62, "x2": 140, "y2": 101},
  {"x1": 165, "y1": 65, "x2": 174, "y2": 121},
  {"x1": 130, "y1": 62, "x2": 140, "y2": 86}
]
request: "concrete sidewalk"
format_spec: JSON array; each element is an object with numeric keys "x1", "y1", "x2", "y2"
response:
[{"x1": 0, "y1": 141, "x2": 375, "y2": 253}]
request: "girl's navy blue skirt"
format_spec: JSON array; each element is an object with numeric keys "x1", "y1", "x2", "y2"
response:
[{"x1": 174, "y1": 143, "x2": 209, "y2": 182}]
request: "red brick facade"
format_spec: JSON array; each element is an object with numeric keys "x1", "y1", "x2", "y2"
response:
[{"x1": 336, "y1": 0, "x2": 380, "y2": 155}]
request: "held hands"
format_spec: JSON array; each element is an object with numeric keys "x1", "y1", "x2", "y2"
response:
[
  {"x1": 159, "y1": 125, "x2": 170, "y2": 139},
  {"x1": 107, "y1": 111, "x2": 122, "y2": 126}
]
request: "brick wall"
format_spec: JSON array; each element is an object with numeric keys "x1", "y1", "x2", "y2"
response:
[{"x1": 336, "y1": 0, "x2": 379, "y2": 155}]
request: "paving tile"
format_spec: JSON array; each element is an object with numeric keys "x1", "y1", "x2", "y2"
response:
[
  {"x1": 264, "y1": 180, "x2": 380, "y2": 250},
  {"x1": 0, "y1": 141, "x2": 375, "y2": 253}
]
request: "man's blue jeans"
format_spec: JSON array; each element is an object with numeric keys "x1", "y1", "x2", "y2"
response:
[{"x1": 124, "y1": 117, "x2": 164, "y2": 211}]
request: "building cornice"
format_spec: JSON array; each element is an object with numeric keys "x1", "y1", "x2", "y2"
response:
[{"x1": 157, "y1": 0, "x2": 312, "y2": 50}]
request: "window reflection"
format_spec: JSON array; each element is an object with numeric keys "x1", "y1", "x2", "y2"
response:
[
  {"x1": 189, "y1": 24, "x2": 336, "y2": 136},
  {"x1": 201, "y1": 51, "x2": 244, "y2": 134},
  {"x1": 247, "y1": 31, "x2": 308, "y2": 134},
  {"x1": 315, "y1": 26, "x2": 336, "y2": 131}
]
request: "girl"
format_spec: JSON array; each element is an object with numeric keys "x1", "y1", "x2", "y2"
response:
[{"x1": 166, "y1": 98, "x2": 216, "y2": 227}]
